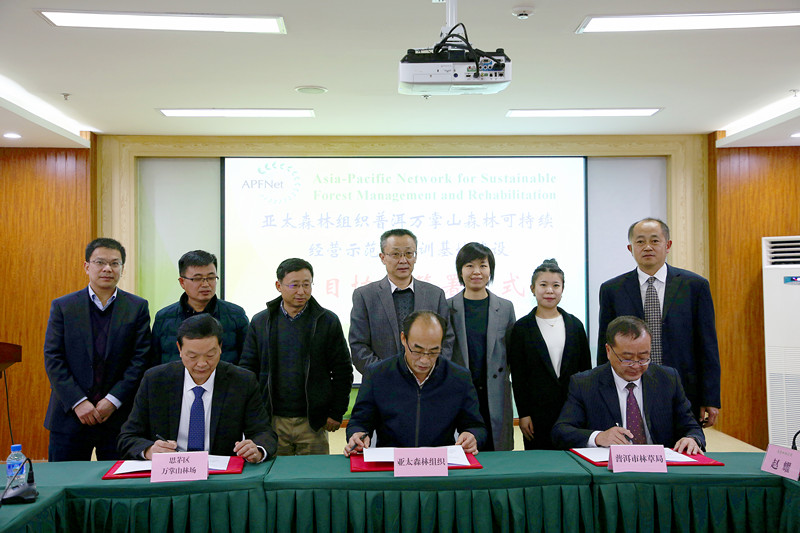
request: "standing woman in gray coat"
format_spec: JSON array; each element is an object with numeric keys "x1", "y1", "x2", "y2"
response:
[{"x1": 447, "y1": 243, "x2": 516, "y2": 451}]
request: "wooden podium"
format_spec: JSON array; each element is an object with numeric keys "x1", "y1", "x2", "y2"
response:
[{"x1": 0, "y1": 342, "x2": 21, "y2": 373}]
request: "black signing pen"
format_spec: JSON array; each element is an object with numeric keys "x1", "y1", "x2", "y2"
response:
[
  {"x1": 615, "y1": 423, "x2": 634, "y2": 444},
  {"x1": 347, "y1": 433, "x2": 368, "y2": 453},
  {"x1": 155, "y1": 433, "x2": 185, "y2": 452}
]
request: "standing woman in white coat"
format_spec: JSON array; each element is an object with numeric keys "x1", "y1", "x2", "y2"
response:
[{"x1": 447, "y1": 242, "x2": 516, "y2": 451}]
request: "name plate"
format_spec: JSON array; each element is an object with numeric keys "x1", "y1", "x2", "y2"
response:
[
  {"x1": 151, "y1": 451, "x2": 209, "y2": 483},
  {"x1": 394, "y1": 447, "x2": 448, "y2": 477},
  {"x1": 608, "y1": 445, "x2": 667, "y2": 473},
  {"x1": 761, "y1": 444, "x2": 800, "y2": 480}
]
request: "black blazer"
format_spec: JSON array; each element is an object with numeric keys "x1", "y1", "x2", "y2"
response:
[
  {"x1": 117, "y1": 361, "x2": 278, "y2": 459},
  {"x1": 44, "y1": 287, "x2": 151, "y2": 434},
  {"x1": 508, "y1": 307, "x2": 591, "y2": 449},
  {"x1": 551, "y1": 363, "x2": 705, "y2": 450},
  {"x1": 597, "y1": 265, "x2": 721, "y2": 412}
]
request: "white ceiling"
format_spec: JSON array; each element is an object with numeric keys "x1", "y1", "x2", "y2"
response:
[{"x1": 1, "y1": 0, "x2": 799, "y2": 149}]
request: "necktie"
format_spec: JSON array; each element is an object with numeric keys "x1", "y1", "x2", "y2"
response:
[
  {"x1": 644, "y1": 276, "x2": 663, "y2": 365},
  {"x1": 625, "y1": 382, "x2": 646, "y2": 445},
  {"x1": 187, "y1": 386, "x2": 205, "y2": 452}
]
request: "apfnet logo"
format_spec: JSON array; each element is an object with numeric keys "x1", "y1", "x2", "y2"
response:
[{"x1": 240, "y1": 161, "x2": 301, "y2": 204}]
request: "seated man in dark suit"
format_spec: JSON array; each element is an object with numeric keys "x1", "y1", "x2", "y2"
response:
[
  {"x1": 344, "y1": 311, "x2": 486, "y2": 456},
  {"x1": 552, "y1": 316, "x2": 704, "y2": 454},
  {"x1": 118, "y1": 314, "x2": 277, "y2": 462}
]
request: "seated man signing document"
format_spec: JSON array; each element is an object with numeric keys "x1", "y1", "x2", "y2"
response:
[
  {"x1": 551, "y1": 316, "x2": 705, "y2": 454},
  {"x1": 118, "y1": 314, "x2": 277, "y2": 462},
  {"x1": 344, "y1": 311, "x2": 486, "y2": 456}
]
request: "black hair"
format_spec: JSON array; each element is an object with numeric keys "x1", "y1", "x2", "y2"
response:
[
  {"x1": 531, "y1": 258, "x2": 564, "y2": 285},
  {"x1": 455, "y1": 242, "x2": 495, "y2": 285},
  {"x1": 379, "y1": 228, "x2": 417, "y2": 253},
  {"x1": 605, "y1": 315, "x2": 651, "y2": 347},
  {"x1": 276, "y1": 258, "x2": 314, "y2": 281},
  {"x1": 178, "y1": 250, "x2": 217, "y2": 277},
  {"x1": 85, "y1": 238, "x2": 126, "y2": 264},
  {"x1": 177, "y1": 314, "x2": 224, "y2": 347}
]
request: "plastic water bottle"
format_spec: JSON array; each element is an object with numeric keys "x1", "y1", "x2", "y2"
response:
[{"x1": 5, "y1": 444, "x2": 27, "y2": 490}]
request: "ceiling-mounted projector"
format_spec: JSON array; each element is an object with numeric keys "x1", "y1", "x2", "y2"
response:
[{"x1": 398, "y1": 0, "x2": 511, "y2": 96}]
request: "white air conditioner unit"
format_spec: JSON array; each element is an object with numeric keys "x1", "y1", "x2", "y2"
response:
[{"x1": 762, "y1": 236, "x2": 800, "y2": 447}]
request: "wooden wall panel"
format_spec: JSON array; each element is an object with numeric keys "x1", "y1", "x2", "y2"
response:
[
  {"x1": 0, "y1": 148, "x2": 92, "y2": 460},
  {"x1": 711, "y1": 145, "x2": 800, "y2": 449}
]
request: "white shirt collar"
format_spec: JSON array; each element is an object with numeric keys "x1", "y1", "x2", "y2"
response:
[
  {"x1": 389, "y1": 278, "x2": 415, "y2": 293},
  {"x1": 88, "y1": 284, "x2": 118, "y2": 311},
  {"x1": 636, "y1": 263, "x2": 668, "y2": 286},
  {"x1": 611, "y1": 365, "x2": 642, "y2": 394},
  {"x1": 404, "y1": 356, "x2": 435, "y2": 387}
]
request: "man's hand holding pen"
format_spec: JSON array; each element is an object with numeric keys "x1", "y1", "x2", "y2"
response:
[{"x1": 344, "y1": 433, "x2": 370, "y2": 456}]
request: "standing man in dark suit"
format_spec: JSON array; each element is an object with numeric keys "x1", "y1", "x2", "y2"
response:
[
  {"x1": 44, "y1": 238, "x2": 151, "y2": 461},
  {"x1": 552, "y1": 316, "x2": 705, "y2": 453},
  {"x1": 151, "y1": 250, "x2": 248, "y2": 366},
  {"x1": 349, "y1": 228, "x2": 454, "y2": 374},
  {"x1": 597, "y1": 218, "x2": 721, "y2": 427},
  {"x1": 118, "y1": 314, "x2": 277, "y2": 461},
  {"x1": 240, "y1": 258, "x2": 353, "y2": 455}
]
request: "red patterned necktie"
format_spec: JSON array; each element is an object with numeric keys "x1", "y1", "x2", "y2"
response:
[{"x1": 625, "y1": 382, "x2": 646, "y2": 445}]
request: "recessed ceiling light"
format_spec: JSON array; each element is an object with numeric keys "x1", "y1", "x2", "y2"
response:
[
  {"x1": 3, "y1": 132, "x2": 22, "y2": 139},
  {"x1": 38, "y1": 11, "x2": 286, "y2": 34},
  {"x1": 723, "y1": 95, "x2": 800, "y2": 135},
  {"x1": 507, "y1": 108, "x2": 660, "y2": 118},
  {"x1": 294, "y1": 86, "x2": 328, "y2": 95},
  {"x1": 791, "y1": 133, "x2": 800, "y2": 138},
  {"x1": 578, "y1": 12, "x2": 800, "y2": 33},
  {"x1": 159, "y1": 108, "x2": 314, "y2": 118}
]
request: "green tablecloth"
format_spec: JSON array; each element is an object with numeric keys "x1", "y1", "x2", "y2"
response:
[
  {"x1": 0, "y1": 486, "x2": 65, "y2": 533},
  {"x1": 782, "y1": 478, "x2": 800, "y2": 533},
  {"x1": 570, "y1": 452, "x2": 784, "y2": 533},
  {"x1": 32, "y1": 459, "x2": 273, "y2": 533},
  {"x1": 262, "y1": 450, "x2": 595, "y2": 533}
]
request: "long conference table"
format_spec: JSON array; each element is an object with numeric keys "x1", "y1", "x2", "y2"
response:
[{"x1": 0, "y1": 451, "x2": 795, "y2": 533}]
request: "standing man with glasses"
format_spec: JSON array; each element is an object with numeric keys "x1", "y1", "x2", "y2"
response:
[
  {"x1": 597, "y1": 218, "x2": 721, "y2": 427},
  {"x1": 151, "y1": 250, "x2": 248, "y2": 366},
  {"x1": 552, "y1": 316, "x2": 705, "y2": 453},
  {"x1": 240, "y1": 258, "x2": 353, "y2": 455},
  {"x1": 345, "y1": 311, "x2": 485, "y2": 455},
  {"x1": 349, "y1": 228, "x2": 454, "y2": 374},
  {"x1": 44, "y1": 238, "x2": 151, "y2": 461}
]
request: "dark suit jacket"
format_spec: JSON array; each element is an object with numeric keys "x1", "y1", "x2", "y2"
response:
[
  {"x1": 597, "y1": 265, "x2": 721, "y2": 411},
  {"x1": 349, "y1": 276, "x2": 454, "y2": 374},
  {"x1": 117, "y1": 361, "x2": 278, "y2": 459},
  {"x1": 44, "y1": 287, "x2": 151, "y2": 434},
  {"x1": 551, "y1": 363, "x2": 705, "y2": 450},
  {"x1": 448, "y1": 290, "x2": 516, "y2": 450},
  {"x1": 508, "y1": 307, "x2": 591, "y2": 450}
]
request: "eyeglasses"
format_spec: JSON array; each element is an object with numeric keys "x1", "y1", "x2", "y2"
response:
[
  {"x1": 609, "y1": 345, "x2": 650, "y2": 367},
  {"x1": 384, "y1": 251, "x2": 417, "y2": 261},
  {"x1": 283, "y1": 282, "x2": 312, "y2": 291},
  {"x1": 89, "y1": 259, "x2": 123, "y2": 269},
  {"x1": 182, "y1": 276, "x2": 219, "y2": 285},
  {"x1": 403, "y1": 339, "x2": 441, "y2": 359}
]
